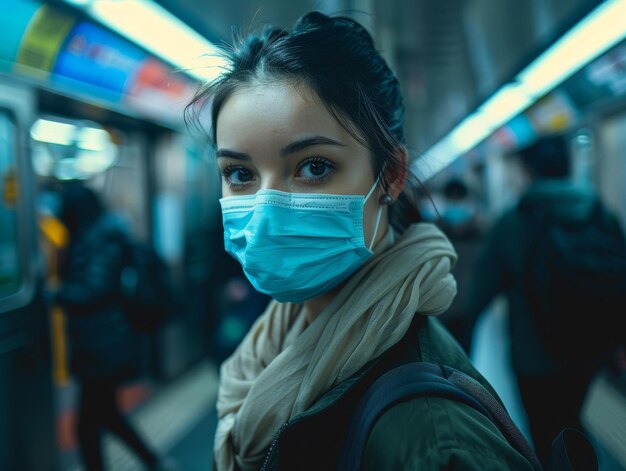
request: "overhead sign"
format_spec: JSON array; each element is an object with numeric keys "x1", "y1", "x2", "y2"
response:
[
  {"x1": 52, "y1": 20, "x2": 147, "y2": 102},
  {"x1": 15, "y1": 4, "x2": 75, "y2": 78},
  {"x1": 562, "y1": 40, "x2": 626, "y2": 109},
  {"x1": 4, "y1": 2, "x2": 198, "y2": 126},
  {"x1": 124, "y1": 57, "x2": 196, "y2": 123}
]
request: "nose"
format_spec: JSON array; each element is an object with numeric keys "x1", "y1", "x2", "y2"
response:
[{"x1": 259, "y1": 174, "x2": 289, "y2": 193}]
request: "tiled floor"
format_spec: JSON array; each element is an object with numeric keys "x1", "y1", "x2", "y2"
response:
[{"x1": 59, "y1": 360, "x2": 218, "y2": 471}]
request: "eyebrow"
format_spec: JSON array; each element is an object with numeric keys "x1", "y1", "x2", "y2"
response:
[
  {"x1": 216, "y1": 149, "x2": 250, "y2": 160},
  {"x1": 216, "y1": 135, "x2": 346, "y2": 161},
  {"x1": 280, "y1": 135, "x2": 346, "y2": 157}
]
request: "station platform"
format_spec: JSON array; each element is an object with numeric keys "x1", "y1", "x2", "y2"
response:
[
  {"x1": 58, "y1": 360, "x2": 219, "y2": 471},
  {"x1": 56, "y1": 308, "x2": 626, "y2": 471}
]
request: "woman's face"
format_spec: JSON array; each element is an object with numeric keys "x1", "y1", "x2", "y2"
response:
[{"x1": 216, "y1": 81, "x2": 387, "y2": 246}]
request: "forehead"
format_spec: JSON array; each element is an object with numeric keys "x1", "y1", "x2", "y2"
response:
[{"x1": 215, "y1": 82, "x2": 358, "y2": 148}]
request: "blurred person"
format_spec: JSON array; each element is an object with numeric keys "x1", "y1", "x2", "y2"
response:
[
  {"x1": 438, "y1": 178, "x2": 483, "y2": 238},
  {"x1": 212, "y1": 275, "x2": 271, "y2": 363},
  {"x1": 49, "y1": 181, "x2": 174, "y2": 471},
  {"x1": 205, "y1": 213, "x2": 271, "y2": 363},
  {"x1": 187, "y1": 12, "x2": 547, "y2": 470},
  {"x1": 465, "y1": 134, "x2": 626, "y2": 465},
  {"x1": 436, "y1": 177, "x2": 484, "y2": 351}
]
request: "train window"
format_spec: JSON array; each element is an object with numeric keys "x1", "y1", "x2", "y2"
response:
[
  {"x1": 0, "y1": 110, "x2": 22, "y2": 296},
  {"x1": 31, "y1": 117, "x2": 117, "y2": 180}
]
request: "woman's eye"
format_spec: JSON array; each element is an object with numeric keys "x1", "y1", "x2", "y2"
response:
[
  {"x1": 297, "y1": 158, "x2": 335, "y2": 182},
  {"x1": 221, "y1": 166, "x2": 254, "y2": 187}
]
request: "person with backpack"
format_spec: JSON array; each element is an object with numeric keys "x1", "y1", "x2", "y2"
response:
[
  {"x1": 183, "y1": 12, "x2": 596, "y2": 470},
  {"x1": 50, "y1": 181, "x2": 175, "y2": 471},
  {"x1": 465, "y1": 134, "x2": 626, "y2": 466}
]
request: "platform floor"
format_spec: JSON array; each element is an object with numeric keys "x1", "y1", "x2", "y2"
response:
[
  {"x1": 59, "y1": 360, "x2": 218, "y2": 471},
  {"x1": 58, "y1": 304, "x2": 625, "y2": 471}
]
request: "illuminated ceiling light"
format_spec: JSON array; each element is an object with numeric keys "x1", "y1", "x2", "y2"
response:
[
  {"x1": 77, "y1": 127, "x2": 109, "y2": 151},
  {"x1": 478, "y1": 83, "x2": 533, "y2": 129},
  {"x1": 63, "y1": 0, "x2": 227, "y2": 82},
  {"x1": 31, "y1": 119, "x2": 76, "y2": 145},
  {"x1": 75, "y1": 149, "x2": 117, "y2": 173},
  {"x1": 449, "y1": 113, "x2": 492, "y2": 152},
  {"x1": 445, "y1": 83, "x2": 534, "y2": 154},
  {"x1": 518, "y1": 0, "x2": 626, "y2": 99},
  {"x1": 31, "y1": 118, "x2": 118, "y2": 178},
  {"x1": 413, "y1": 137, "x2": 458, "y2": 181},
  {"x1": 415, "y1": 0, "x2": 626, "y2": 180}
]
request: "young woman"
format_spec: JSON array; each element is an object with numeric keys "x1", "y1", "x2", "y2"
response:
[{"x1": 189, "y1": 11, "x2": 536, "y2": 471}]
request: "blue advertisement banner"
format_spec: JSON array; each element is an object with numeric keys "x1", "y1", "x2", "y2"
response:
[{"x1": 52, "y1": 21, "x2": 147, "y2": 102}]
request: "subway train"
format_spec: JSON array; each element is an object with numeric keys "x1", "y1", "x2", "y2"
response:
[
  {"x1": 1, "y1": 0, "x2": 626, "y2": 469},
  {"x1": 0, "y1": 1, "x2": 236, "y2": 468}
]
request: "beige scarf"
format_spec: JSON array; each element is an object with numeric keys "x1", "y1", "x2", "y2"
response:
[{"x1": 214, "y1": 223, "x2": 457, "y2": 471}]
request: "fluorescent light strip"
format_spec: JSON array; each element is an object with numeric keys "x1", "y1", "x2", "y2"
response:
[
  {"x1": 479, "y1": 83, "x2": 533, "y2": 129},
  {"x1": 416, "y1": 0, "x2": 626, "y2": 180},
  {"x1": 445, "y1": 83, "x2": 533, "y2": 155},
  {"x1": 65, "y1": 0, "x2": 227, "y2": 82},
  {"x1": 518, "y1": 0, "x2": 626, "y2": 99},
  {"x1": 30, "y1": 118, "x2": 76, "y2": 146}
]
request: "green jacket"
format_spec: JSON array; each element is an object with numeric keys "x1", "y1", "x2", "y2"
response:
[{"x1": 260, "y1": 316, "x2": 534, "y2": 470}]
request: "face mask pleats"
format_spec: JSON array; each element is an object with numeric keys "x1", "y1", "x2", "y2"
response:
[{"x1": 220, "y1": 180, "x2": 381, "y2": 303}]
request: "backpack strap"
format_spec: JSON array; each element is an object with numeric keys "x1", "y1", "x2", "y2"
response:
[
  {"x1": 337, "y1": 361, "x2": 544, "y2": 471},
  {"x1": 548, "y1": 428, "x2": 598, "y2": 471}
]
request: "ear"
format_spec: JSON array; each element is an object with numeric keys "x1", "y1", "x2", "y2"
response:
[{"x1": 385, "y1": 147, "x2": 408, "y2": 200}]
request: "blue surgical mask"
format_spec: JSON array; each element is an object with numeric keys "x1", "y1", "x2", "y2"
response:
[
  {"x1": 442, "y1": 203, "x2": 474, "y2": 227},
  {"x1": 220, "y1": 179, "x2": 383, "y2": 303}
]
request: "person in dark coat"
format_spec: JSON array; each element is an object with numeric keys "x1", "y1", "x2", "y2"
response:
[
  {"x1": 52, "y1": 182, "x2": 166, "y2": 471},
  {"x1": 436, "y1": 178, "x2": 484, "y2": 352},
  {"x1": 465, "y1": 135, "x2": 626, "y2": 465}
]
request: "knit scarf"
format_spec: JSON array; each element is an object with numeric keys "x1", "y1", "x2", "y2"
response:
[{"x1": 214, "y1": 222, "x2": 457, "y2": 470}]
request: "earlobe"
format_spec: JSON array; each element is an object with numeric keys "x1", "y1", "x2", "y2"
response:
[{"x1": 385, "y1": 148, "x2": 409, "y2": 201}]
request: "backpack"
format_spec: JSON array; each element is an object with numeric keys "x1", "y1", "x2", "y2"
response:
[
  {"x1": 520, "y1": 199, "x2": 626, "y2": 362},
  {"x1": 119, "y1": 239, "x2": 171, "y2": 332},
  {"x1": 338, "y1": 362, "x2": 598, "y2": 471}
]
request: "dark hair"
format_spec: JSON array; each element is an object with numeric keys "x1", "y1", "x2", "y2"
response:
[
  {"x1": 443, "y1": 178, "x2": 469, "y2": 200},
  {"x1": 515, "y1": 134, "x2": 570, "y2": 178},
  {"x1": 186, "y1": 11, "x2": 422, "y2": 231}
]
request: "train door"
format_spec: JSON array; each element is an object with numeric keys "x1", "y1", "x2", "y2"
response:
[
  {"x1": 0, "y1": 78, "x2": 57, "y2": 469},
  {"x1": 28, "y1": 101, "x2": 165, "y2": 468}
]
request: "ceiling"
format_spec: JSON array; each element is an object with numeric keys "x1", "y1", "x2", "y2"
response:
[{"x1": 155, "y1": 0, "x2": 602, "y2": 155}]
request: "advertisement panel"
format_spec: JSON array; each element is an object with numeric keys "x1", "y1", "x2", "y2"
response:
[
  {"x1": 52, "y1": 21, "x2": 147, "y2": 102},
  {"x1": 562, "y1": 40, "x2": 626, "y2": 109},
  {"x1": 124, "y1": 57, "x2": 197, "y2": 124},
  {"x1": 14, "y1": 4, "x2": 75, "y2": 78}
]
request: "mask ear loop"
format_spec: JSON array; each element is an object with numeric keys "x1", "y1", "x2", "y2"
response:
[{"x1": 365, "y1": 171, "x2": 384, "y2": 251}]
